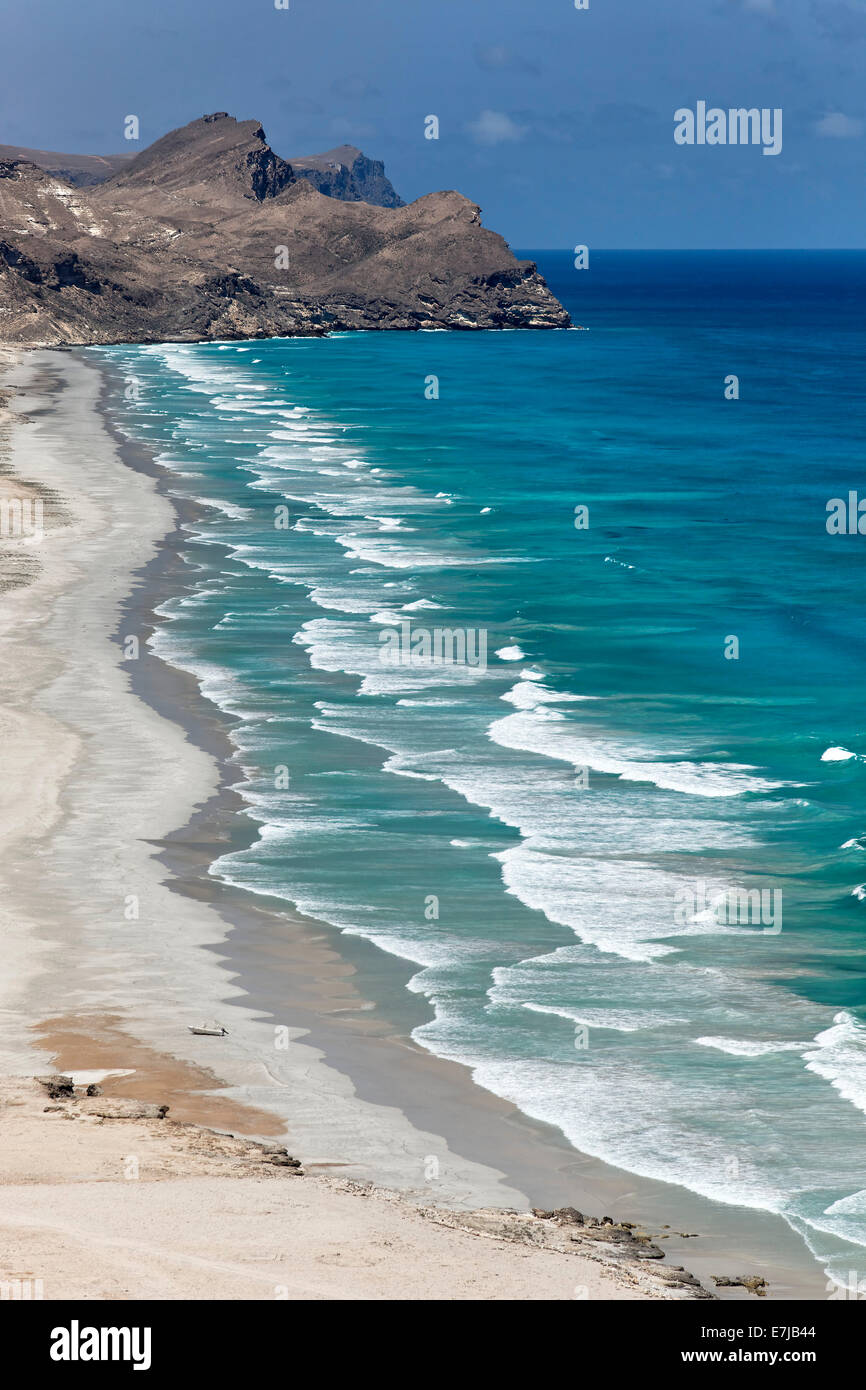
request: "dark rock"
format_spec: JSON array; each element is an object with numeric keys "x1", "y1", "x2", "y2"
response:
[
  {"x1": 85, "y1": 1084, "x2": 103, "y2": 1096},
  {"x1": 629, "y1": 1240, "x2": 667, "y2": 1260},
  {"x1": 551, "y1": 1207, "x2": 585, "y2": 1226},
  {"x1": 712, "y1": 1274, "x2": 769, "y2": 1296},
  {"x1": 290, "y1": 145, "x2": 405, "y2": 208},
  {"x1": 35, "y1": 1074, "x2": 75, "y2": 1099},
  {"x1": 657, "y1": 1266, "x2": 709, "y2": 1292}
]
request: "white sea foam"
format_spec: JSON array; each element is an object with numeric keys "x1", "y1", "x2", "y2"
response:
[
  {"x1": 195, "y1": 497, "x2": 253, "y2": 521},
  {"x1": 395, "y1": 698, "x2": 465, "y2": 706},
  {"x1": 332, "y1": 532, "x2": 500, "y2": 569},
  {"x1": 523, "y1": 1003, "x2": 685, "y2": 1033},
  {"x1": 495, "y1": 645, "x2": 526, "y2": 661},
  {"x1": 367, "y1": 515, "x2": 414, "y2": 531},
  {"x1": 502, "y1": 679, "x2": 595, "y2": 710},
  {"x1": 696, "y1": 1037, "x2": 808, "y2": 1057},
  {"x1": 804, "y1": 1012, "x2": 866, "y2": 1116},
  {"x1": 489, "y1": 708, "x2": 786, "y2": 798},
  {"x1": 494, "y1": 846, "x2": 735, "y2": 962},
  {"x1": 307, "y1": 585, "x2": 383, "y2": 614},
  {"x1": 295, "y1": 617, "x2": 494, "y2": 694},
  {"x1": 368, "y1": 610, "x2": 405, "y2": 626}
]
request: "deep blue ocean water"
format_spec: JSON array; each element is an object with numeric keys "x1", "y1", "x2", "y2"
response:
[{"x1": 93, "y1": 251, "x2": 866, "y2": 1285}]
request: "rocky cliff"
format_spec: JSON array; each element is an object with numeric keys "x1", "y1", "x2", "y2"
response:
[
  {"x1": 289, "y1": 145, "x2": 405, "y2": 207},
  {"x1": 0, "y1": 113, "x2": 569, "y2": 346},
  {"x1": 3, "y1": 136, "x2": 403, "y2": 207}
]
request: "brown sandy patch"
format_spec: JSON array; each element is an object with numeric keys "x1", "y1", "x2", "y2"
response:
[{"x1": 33, "y1": 1013, "x2": 284, "y2": 1136}]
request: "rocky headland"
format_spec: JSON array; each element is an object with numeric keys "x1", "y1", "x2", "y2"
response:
[{"x1": 0, "y1": 112, "x2": 569, "y2": 346}]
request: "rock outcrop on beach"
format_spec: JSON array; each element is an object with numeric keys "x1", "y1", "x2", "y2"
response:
[{"x1": 0, "y1": 112, "x2": 569, "y2": 346}]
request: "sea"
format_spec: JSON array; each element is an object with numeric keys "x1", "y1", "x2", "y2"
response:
[{"x1": 91, "y1": 250, "x2": 866, "y2": 1289}]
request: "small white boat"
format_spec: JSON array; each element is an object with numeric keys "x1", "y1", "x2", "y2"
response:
[{"x1": 188, "y1": 1021, "x2": 229, "y2": 1037}]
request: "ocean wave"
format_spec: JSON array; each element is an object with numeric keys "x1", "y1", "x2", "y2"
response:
[
  {"x1": 522, "y1": 1002, "x2": 686, "y2": 1033},
  {"x1": 366, "y1": 515, "x2": 415, "y2": 531},
  {"x1": 332, "y1": 533, "x2": 480, "y2": 569},
  {"x1": 296, "y1": 617, "x2": 494, "y2": 694},
  {"x1": 501, "y1": 679, "x2": 596, "y2": 710},
  {"x1": 495, "y1": 845, "x2": 738, "y2": 962},
  {"x1": 488, "y1": 708, "x2": 787, "y2": 798},
  {"x1": 194, "y1": 496, "x2": 253, "y2": 520},
  {"x1": 696, "y1": 1037, "x2": 808, "y2": 1057},
  {"x1": 804, "y1": 1012, "x2": 866, "y2": 1116},
  {"x1": 395, "y1": 698, "x2": 466, "y2": 706}
]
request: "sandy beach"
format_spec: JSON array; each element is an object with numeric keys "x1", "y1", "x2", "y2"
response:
[
  {"x1": 0, "y1": 347, "x2": 829, "y2": 1301},
  {"x1": 2, "y1": 1074, "x2": 683, "y2": 1301}
]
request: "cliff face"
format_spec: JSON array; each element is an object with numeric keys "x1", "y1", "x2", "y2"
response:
[
  {"x1": 0, "y1": 113, "x2": 569, "y2": 346},
  {"x1": 99, "y1": 114, "x2": 297, "y2": 212},
  {"x1": 289, "y1": 145, "x2": 405, "y2": 208}
]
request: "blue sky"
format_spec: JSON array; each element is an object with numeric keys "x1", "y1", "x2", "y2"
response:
[{"x1": 2, "y1": 0, "x2": 864, "y2": 247}]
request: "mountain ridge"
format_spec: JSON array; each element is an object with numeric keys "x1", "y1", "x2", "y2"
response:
[
  {"x1": 0, "y1": 131, "x2": 404, "y2": 207},
  {"x1": 0, "y1": 112, "x2": 569, "y2": 346},
  {"x1": 0, "y1": 145, "x2": 133, "y2": 187}
]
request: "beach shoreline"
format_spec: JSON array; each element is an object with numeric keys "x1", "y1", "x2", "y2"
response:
[{"x1": 0, "y1": 343, "x2": 831, "y2": 1300}]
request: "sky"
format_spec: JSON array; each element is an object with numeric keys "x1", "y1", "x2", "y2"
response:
[{"x1": 2, "y1": 0, "x2": 864, "y2": 248}]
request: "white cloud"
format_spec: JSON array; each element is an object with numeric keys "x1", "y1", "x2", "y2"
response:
[
  {"x1": 466, "y1": 110, "x2": 527, "y2": 145},
  {"x1": 814, "y1": 111, "x2": 863, "y2": 138}
]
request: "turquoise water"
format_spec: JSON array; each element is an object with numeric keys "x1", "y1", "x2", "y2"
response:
[{"x1": 93, "y1": 251, "x2": 866, "y2": 1287}]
